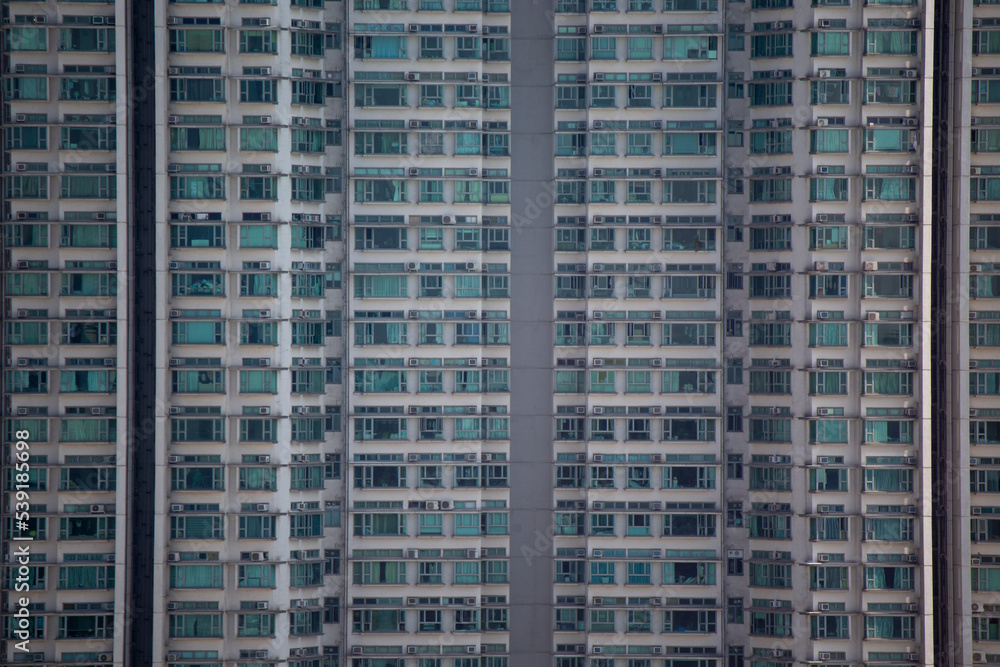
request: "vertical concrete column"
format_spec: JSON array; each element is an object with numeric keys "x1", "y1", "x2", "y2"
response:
[{"x1": 509, "y1": 1, "x2": 556, "y2": 663}]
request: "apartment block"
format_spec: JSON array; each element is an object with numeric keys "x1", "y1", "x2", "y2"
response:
[{"x1": 0, "y1": 0, "x2": 989, "y2": 666}]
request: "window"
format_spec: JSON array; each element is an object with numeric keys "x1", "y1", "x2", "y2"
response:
[
  {"x1": 420, "y1": 35, "x2": 443, "y2": 58},
  {"x1": 167, "y1": 613, "x2": 221, "y2": 638},
  {"x1": 867, "y1": 79, "x2": 917, "y2": 104},
  {"x1": 662, "y1": 180, "x2": 717, "y2": 204},
  {"x1": 812, "y1": 615, "x2": 850, "y2": 639},
  {"x1": 557, "y1": 37, "x2": 585, "y2": 61},
  {"x1": 868, "y1": 565, "x2": 914, "y2": 590},
  {"x1": 591, "y1": 36, "x2": 617, "y2": 59},
  {"x1": 865, "y1": 177, "x2": 916, "y2": 201},
  {"x1": 5, "y1": 77, "x2": 47, "y2": 101},
  {"x1": 456, "y1": 36, "x2": 481, "y2": 59},
  {"x1": 418, "y1": 84, "x2": 443, "y2": 107},
  {"x1": 355, "y1": 84, "x2": 407, "y2": 107},
  {"x1": 664, "y1": 84, "x2": 717, "y2": 108},
  {"x1": 61, "y1": 175, "x2": 116, "y2": 199},
  {"x1": 663, "y1": 36, "x2": 718, "y2": 59},
  {"x1": 590, "y1": 85, "x2": 617, "y2": 108},
  {"x1": 749, "y1": 611, "x2": 792, "y2": 637},
  {"x1": 866, "y1": 30, "x2": 918, "y2": 55},
  {"x1": 62, "y1": 565, "x2": 116, "y2": 590},
  {"x1": 628, "y1": 133, "x2": 653, "y2": 155},
  {"x1": 751, "y1": 31, "x2": 793, "y2": 58},
  {"x1": 7, "y1": 27, "x2": 47, "y2": 50},
  {"x1": 664, "y1": 132, "x2": 717, "y2": 156},
  {"x1": 750, "y1": 562, "x2": 792, "y2": 588},
  {"x1": 169, "y1": 29, "x2": 222, "y2": 52},
  {"x1": 628, "y1": 36, "x2": 654, "y2": 59},
  {"x1": 810, "y1": 177, "x2": 849, "y2": 201},
  {"x1": 556, "y1": 133, "x2": 586, "y2": 156},
  {"x1": 747, "y1": 81, "x2": 792, "y2": 106},
  {"x1": 867, "y1": 616, "x2": 915, "y2": 639},
  {"x1": 748, "y1": 465, "x2": 791, "y2": 491},
  {"x1": 7, "y1": 126, "x2": 50, "y2": 151},
  {"x1": 664, "y1": 609, "x2": 717, "y2": 633},
  {"x1": 812, "y1": 31, "x2": 849, "y2": 55},
  {"x1": 240, "y1": 29, "x2": 276, "y2": 53},
  {"x1": 811, "y1": 226, "x2": 848, "y2": 250},
  {"x1": 171, "y1": 77, "x2": 224, "y2": 102}
]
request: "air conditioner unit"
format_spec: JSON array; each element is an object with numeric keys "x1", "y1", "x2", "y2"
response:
[
  {"x1": 593, "y1": 407, "x2": 604, "y2": 414},
  {"x1": 440, "y1": 500, "x2": 454, "y2": 510},
  {"x1": 972, "y1": 458, "x2": 981, "y2": 466},
  {"x1": 974, "y1": 507, "x2": 983, "y2": 515},
  {"x1": 168, "y1": 455, "x2": 182, "y2": 463},
  {"x1": 814, "y1": 261, "x2": 828, "y2": 271},
  {"x1": 170, "y1": 504, "x2": 184, "y2": 512},
  {"x1": 906, "y1": 118, "x2": 918, "y2": 126},
  {"x1": 818, "y1": 359, "x2": 829, "y2": 368},
  {"x1": 352, "y1": 647, "x2": 364, "y2": 656},
  {"x1": 593, "y1": 454, "x2": 604, "y2": 463},
  {"x1": 256, "y1": 504, "x2": 269, "y2": 512},
  {"x1": 258, "y1": 407, "x2": 270, "y2": 415},
  {"x1": 257, "y1": 455, "x2": 271, "y2": 463},
  {"x1": 819, "y1": 653, "x2": 832, "y2": 661},
  {"x1": 817, "y1": 166, "x2": 829, "y2": 174},
  {"x1": 867, "y1": 312, "x2": 880, "y2": 321},
  {"x1": 864, "y1": 261, "x2": 878, "y2": 272}
]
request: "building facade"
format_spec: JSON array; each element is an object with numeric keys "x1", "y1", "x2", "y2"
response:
[{"x1": 0, "y1": 0, "x2": 986, "y2": 666}]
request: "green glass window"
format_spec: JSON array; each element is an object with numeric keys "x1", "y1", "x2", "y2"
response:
[
  {"x1": 169, "y1": 29, "x2": 223, "y2": 52},
  {"x1": 5, "y1": 27, "x2": 46, "y2": 51},
  {"x1": 60, "y1": 28, "x2": 114, "y2": 52}
]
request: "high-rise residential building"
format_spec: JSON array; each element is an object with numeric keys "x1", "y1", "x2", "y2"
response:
[{"x1": 0, "y1": 0, "x2": 993, "y2": 666}]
